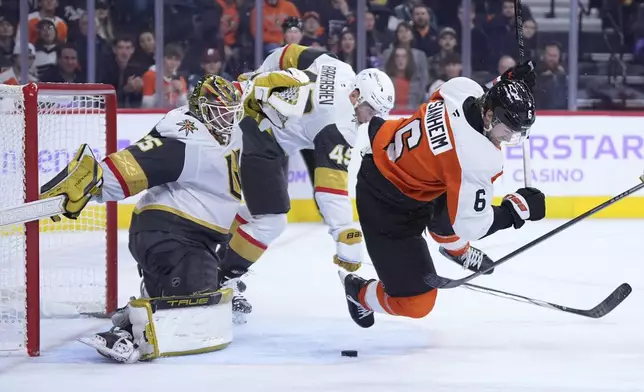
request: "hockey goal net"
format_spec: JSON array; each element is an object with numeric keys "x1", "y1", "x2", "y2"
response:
[{"x1": 0, "y1": 83, "x2": 118, "y2": 356}]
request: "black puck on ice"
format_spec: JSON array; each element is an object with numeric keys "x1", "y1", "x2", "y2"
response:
[{"x1": 341, "y1": 350, "x2": 358, "y2": 357}]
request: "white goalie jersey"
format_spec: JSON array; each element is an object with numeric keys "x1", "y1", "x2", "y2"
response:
[{"x1": 97, "y1": 105, "x2": 243, "y2": 241}]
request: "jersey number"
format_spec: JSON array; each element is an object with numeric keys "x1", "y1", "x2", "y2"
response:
[
  {"x1": 474, "y1": 189, "x2": 486, "y2": 212},
  {"x1": 329, "y1": 144, "x2": 352, "y2": 166},
  {"x1": 136, "y1": 135, "x2": 163, "y2": 152},
  {"x1": 225, "y1": 149, "x2": 242, "y2": 201},
  {"x1": 389, "y1": 119, "x2": 422, "y2": 162}
]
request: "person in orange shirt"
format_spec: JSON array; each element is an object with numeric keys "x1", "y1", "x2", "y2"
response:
[
  {"x1": 141, "y1": 43, "x2": 188, "y2": 108},
  {"x1": 217, "y1": 0, "x2": 239, "y2": 59},
  {"x1": 250, "y1": 0, "x2": 300, "y2": 54},
  {"x1": 17, "y1": 0, "x2": 68, "y2": 44}
]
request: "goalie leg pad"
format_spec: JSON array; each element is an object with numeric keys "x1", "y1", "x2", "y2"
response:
[{"x1": 128, "y1": 290, "x2": 234, "y2": 360}]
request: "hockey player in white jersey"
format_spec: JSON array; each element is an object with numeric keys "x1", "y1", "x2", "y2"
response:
[
  {"x1": 218, "y1": 44, "x2": 395, "y2": 283},
  {"x1": 38, "y1": 72, "x2": 313, "y2": 363},
  {"x1": 338, "y1": 62, "x2": 546, "y2": 328}
]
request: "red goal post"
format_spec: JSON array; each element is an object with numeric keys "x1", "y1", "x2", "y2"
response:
[{"x1": 0, "y1": 82, "x2": 118, "y2": 356}]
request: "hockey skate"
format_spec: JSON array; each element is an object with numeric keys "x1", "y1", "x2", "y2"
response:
[
  {"x1": 338, "y1": 270, "x2": 375, "y2": 328},
  {"x1": 77, "y1": 327, "x2": 141, "y2": 364},
  {"x1": 220, "y1": 272, "x2": 252, "y2": 324},
  {"x1": 439, "y1": 245, "x2": 495, "y2": 275}
]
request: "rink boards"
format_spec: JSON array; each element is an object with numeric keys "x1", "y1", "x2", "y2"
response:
[{"x1": 23, "y1": 110, "x2": 644, "y2": 228}]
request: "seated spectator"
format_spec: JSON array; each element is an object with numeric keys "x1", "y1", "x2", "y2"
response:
[
  {"x1": 217, "y1": 0, "x2": 240, "y2": 60},
  {"x1": 336, "y1": 29, "x2": 356, "y2": 71},
  {"x1": 100, "y1": 35, "x2": 145, "y2": 108},
  {"x1": 384, "y1": 44, "x2": 426, "y2": 108},
  {"x1": 134, "y1": 29, "x2": 155, "y2": 69},
  {"x1": 366, "y1": 9, "x2": 391, "y2": 68},
  {"x1": 0, "y1": 16, "x2": 14, "y2": 66},
  {"x1": 300, "y1": 12, "x2": 326, "y2": 49},
  {"x1": 34, "y1": 19, "x2": 60, "y2": 79},
  {"x1": 454, "y1": 3, "x2": 490, "y2": 72},
  {"x1": 95, "y1": 0, "x2": 115, "y2": 45},
  {"x1": 497, "y1": 54, "x2": 516, "y2": 75},
  {"x1": 523, "y1": 19, "x2": 538, "y2": 62},
  {"x1": 411, "y1": 4, "x2": 439, "y2": 58},
  {"x1": 250, "y1": 0, "x2": 300, "y2": 55},
  {"x1": 0, "y1": 43, "x2": 38, "y2": 85},
  {"x1": 187, "y1": 48, "x2": 232, "y2": 92},
  {"x1": 69, "y1": 11, "x2": 111, "y2": 80},
  {"x1": 381, "y1": 22, "x2": 428, "y2": 96},
  {"x1": 18, "y1": 0, "x2": 68, "y2": 44},
  {"x1": 534, "y1": 42, "x2": 568, "y2": 110},
  {"x1": 40, "y1": 43, "x2": 84, "y2": 83},
  {"x1": 485, "y1": 0, "x2": 520, "y2": 66},
  {"x1": 428, "y1": 53, "x2": 462, "y2": 97},
  {"x1": 428, "y1": 27, "x2": 458, "y2": 82},
  {"x1": 282, "y1": 16, "x2": 303, "y2": 45},
  {"x1": 142, "y1": 43, "x2": 188, "y2": 108}
]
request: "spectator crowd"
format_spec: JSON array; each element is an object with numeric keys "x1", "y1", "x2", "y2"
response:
[{"x1": 0, "y1": 0, "x2": 574, "y2": 109}]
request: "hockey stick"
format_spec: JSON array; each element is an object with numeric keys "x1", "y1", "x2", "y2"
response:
[
  {"x1": 514, "y1": 0, "x2": 533, "y2": 188},
  {"x1": 0, "y1": 195, "x2": 66, "y2": 228},
  {"x1": 461, "y1": 282, "x2": 632, "y2": 319},
  {"x1": 361, "y1": 261, "x2": 631, "y2": 318},
  {"x1": 424, "y1": 177, "x2": 644, "y2": 289}
]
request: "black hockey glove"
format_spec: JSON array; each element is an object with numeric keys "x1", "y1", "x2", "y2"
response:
[
  {"x1": 500, "y1": 60, "x2": 536, "y2": 91},
  {"x1": 501, "y1": 187, "x2": 545, "y2": 229}
]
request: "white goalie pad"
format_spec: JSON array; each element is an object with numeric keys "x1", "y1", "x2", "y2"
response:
[
  {"x1": 79, "y1": 289, "x2": 234, "y2": 363},
  {"x1": 130, "y1": 289, "x2": 234, "y2": 360}
]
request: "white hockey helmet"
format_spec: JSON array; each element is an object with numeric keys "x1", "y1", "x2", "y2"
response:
[{"x1": 353, "y1": 68, "x2": 395, "y2": 117}]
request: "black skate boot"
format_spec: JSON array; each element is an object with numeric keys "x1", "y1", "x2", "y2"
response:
[
  {"x1": 439, "y1": 245, "x2": 495, "y2": 275},
  {"x1": 220, "y1": 269, "x2": 252, "y2": 324},
  {"x1": 338, "y1": 270, "x2": 375, "y2": 328}
]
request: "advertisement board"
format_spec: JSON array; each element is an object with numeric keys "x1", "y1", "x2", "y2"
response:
[{"x1": 3, "y1": 110, "x2": 643, "y2": 226}]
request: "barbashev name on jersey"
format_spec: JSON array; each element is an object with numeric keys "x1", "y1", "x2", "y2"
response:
[
  {"x1": 425, "y1": 100, "x2": 452, "y2": 155},
  {"x1": 319, "y1": 65, "x2": 336, "y2": 105}
]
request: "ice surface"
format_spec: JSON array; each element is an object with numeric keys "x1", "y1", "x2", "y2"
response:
[{"x1": 0, "y1": 220, "x2": 642, "y2": 392}]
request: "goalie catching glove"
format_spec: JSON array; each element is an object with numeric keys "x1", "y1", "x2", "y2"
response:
[
  {"x1": 241, "y1": 68, "x2": 313, "y2": 126},
  {"x1": 332, "y1": 227, "x2": 363, "y2": 272},
  {"x1": 40, "y1": 144, "x2": 103, "y2": 220}
]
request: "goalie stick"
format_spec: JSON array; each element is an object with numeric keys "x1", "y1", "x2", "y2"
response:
[
  {"x1": 461, "y1": 282, "x2": 632, "y2": 319},
  {"x1": 424, "y1": 177, "x2": 644, "y2": 289},
  {"x1": 0, "y1": 195, "x2": 66, "y2": 228}
]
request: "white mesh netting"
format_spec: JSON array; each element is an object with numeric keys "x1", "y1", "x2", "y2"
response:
[{"x1": 0, "y1": 84, "x2": 110, "y2": 352}]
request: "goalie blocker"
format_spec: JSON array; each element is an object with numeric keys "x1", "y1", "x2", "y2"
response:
[{"x1": 78, "y1": 289, "x2": 233, "y2": 363}]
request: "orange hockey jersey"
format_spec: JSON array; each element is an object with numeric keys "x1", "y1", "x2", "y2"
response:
[{"x1": 371, "y1": 77, "x2": 504, "y2": 241}]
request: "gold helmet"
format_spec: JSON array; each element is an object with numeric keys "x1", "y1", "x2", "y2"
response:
[{"x1": 189, "y1": 75, "x2": 243, "y2": 144}]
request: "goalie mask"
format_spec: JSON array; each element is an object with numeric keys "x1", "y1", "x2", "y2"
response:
[{"x1": 189, "y1": 75, "x2": 243, "y2": 144}]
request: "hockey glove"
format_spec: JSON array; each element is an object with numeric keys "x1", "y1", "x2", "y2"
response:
[
  {"x1": 40, "y1": 144, "x2": 103, "y2": 220},
  {"x1": 242, "y1": 68, "x2": 312, "y2": 125},
  {"x1": 501, "y1": 60, "x2": 536, "y2": 91},
  {"x1": 333, "y1": 228, "x2": 363, "y2": 272},
  {"x1": 502, "y1": 187, "x2": 546, "y2": 229}
]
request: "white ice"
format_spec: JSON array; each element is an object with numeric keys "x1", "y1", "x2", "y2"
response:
[{"x1": 1, "y1": 220, "x2": 643, "y2": 392}]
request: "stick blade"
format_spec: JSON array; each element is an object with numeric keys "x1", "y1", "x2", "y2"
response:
[{"x1": 570, "y1": 283, "x2": 632, "y2": 319}]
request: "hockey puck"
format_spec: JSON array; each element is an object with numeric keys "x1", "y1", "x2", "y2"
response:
[{"x1": 341, "y1": 350, "x2": 358, "y2": 357}]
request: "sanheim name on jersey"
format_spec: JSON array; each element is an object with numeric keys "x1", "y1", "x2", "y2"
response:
[{"x1": 424, "y1": 100, "x2": 452, "y2": 155}]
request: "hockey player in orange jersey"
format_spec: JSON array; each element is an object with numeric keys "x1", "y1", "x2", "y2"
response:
[{"x1": 340, "y1": 62, "x2": 546, "y2": 327}]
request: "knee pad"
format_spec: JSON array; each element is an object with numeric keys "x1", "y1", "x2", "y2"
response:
[
  {"x1": 388, "y1": 289, "x2": 438, "y2": 319},
  {"x1": 161, "y1": 249, "x2": 219, "y2": 296}
]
